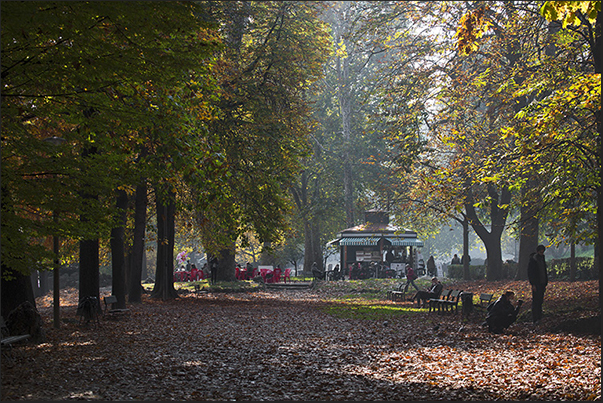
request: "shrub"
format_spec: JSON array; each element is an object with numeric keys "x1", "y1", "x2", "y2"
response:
[
  {"x1": 548, "y1": 257, "x2": 596, "y2": 280},
  {"x1": 447, "y1": 264, "x2": 485, "y2": 280}
]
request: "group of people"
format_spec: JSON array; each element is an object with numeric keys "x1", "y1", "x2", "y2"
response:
[
  {"x1": 402, "y1": 244, "x2": 548, "y2": 335},
  {"x1": 484, "y1": 244, "x2": 548, "y2": 333}
]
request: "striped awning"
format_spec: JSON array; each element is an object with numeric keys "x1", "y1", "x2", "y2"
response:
[
  {"x1": 386, "y1": 238, "x2": 424, "y2": 247},
  {"x1": 339, "y1": 237, "x2": 380, "y2": 246}
]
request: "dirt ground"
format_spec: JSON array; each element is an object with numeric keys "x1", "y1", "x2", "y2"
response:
[{"x1": 1, "y1": 279, "x2": 600, "y2": 401}]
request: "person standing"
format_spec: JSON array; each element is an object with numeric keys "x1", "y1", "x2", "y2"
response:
[
  {"x1": 426, "y1": 255, "x2": 437, "y2": 277},
  {"x1": 210, "y1": 258, "x2": 218, "y2": 285},
  {"x1": 527, "y1": 244, "x2": 548, "y2": 324},
  {"x1": 246, "y1": 261, "x2": 254, "y2": 280}
]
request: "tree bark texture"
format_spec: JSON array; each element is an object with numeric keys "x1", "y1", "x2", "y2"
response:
[
  {"x1": 464, "y1": 184, "x2": 511, "y2": 281},
  {"x1": 517, "y1": 197, "x2": 539, "y2": 280},
  {"x1": 1, "y1": 264, "x2": 36, "y2": 320},
  {"x1": 110, "y1": 188, "x2": 128, "y2": 309},
  {"x1": 151, "y1": 187, "x2": 178, "y2": 300},
  {"x1": 128, "y1": 181, "x2": 148, "y2": 303}
]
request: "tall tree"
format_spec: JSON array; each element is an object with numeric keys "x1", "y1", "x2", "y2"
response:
[
  {"x1": 1, "y1": 2, "x2": 223, "y2": 304},
  {"x1": 192, "y1": 1, "x2": 332, "y2": 278}
]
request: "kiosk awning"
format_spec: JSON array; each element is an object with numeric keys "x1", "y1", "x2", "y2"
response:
[
  {"x1": 386, "y1": 238, "x2": 424, "y2": 247},
  {"x1": 339, "y1": 237, "x2": 380, "y2": 246}
]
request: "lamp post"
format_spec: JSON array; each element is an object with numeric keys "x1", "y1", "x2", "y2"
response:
[{"x1": 43, "y1": 136, "x2": 66, "y2": 329}]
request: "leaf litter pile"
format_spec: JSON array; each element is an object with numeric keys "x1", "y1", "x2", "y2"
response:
[{"x1": 2, "y1": 279, "x2": 600, "y2": 401}]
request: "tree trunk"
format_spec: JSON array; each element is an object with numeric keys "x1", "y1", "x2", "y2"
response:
[
  {"x1": 517, "y1": 201, "x2": 539, "y2": 280},
  {"x1": 1, "y1": 264, "x2": 36, "y2": 319},
  {"x1": 78, "y1": 146, "x2": 100, "y2": 305},
  {"x1": 338, "y1": 53, "x2": 354, "y2": 229},
  {"x1": 151, "y1": 187, "x2": 178, "y2": 300},
  {"x1": 303, "y1": 218, "x2": 323, "y2": 272},
  {"x1": 128, "y1": 180, "x2": 147, "y2": 303},
  {"x1": 79, "y1": 238, "x2": 100, "y2": 302},
  {"x1": 216, "y1": 244, "x2": 237, "y2": 282},
  {"x1": 39, "y1": 270, "x2": 49, "y2": 296},
  {"x1": 462, "y1": 216, "x2": 470, "y2": 280},
  {"x1": 0, "y1": 185, "x2": 37, "y2": 318},
  {"x1": 570, "y1": 242, "x2": 577, "y2": 282},
  {"x1": 464, "y1": 185, "x2": 510, "y2": 281},
  {"x1": 110, "y1": 188, "x2": 128, "y2": 309}
]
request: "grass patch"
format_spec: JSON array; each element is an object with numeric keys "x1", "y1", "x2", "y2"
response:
[{"x1": 321, "y1": 300, "x2": 424, "y2": 320}]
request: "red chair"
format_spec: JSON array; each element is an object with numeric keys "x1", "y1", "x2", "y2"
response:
[
  {"x1": 283, "y1": 268, "x2": 292, "y2": 283},
  {"x1": 260, "y1": 268, "x2": 269, "y2": 283},
  {"x1": 273, "y1": 267, "x2": 282, "y2": 283},
  {"x1": 190, "y1": 267, "x2": 199, "y2": 281}
]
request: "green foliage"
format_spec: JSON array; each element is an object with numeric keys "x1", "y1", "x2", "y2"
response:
[
  {"x1": 541, "y1": 1, "x2": 601, "y2": 27},
  {"x1": 195, "y1": 1, "x2": 332, "y2": 257},
  {"x1": 447, "y1": 264, "x2": 486, "y2": 280},
  {"x1": 548, "y1": 257, "x2": 596, "y2": 280},
  {"x1": 1, "y1": 1, "x2": 222, "y2": 276}
]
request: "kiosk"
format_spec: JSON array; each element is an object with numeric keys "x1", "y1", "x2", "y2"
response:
[{"x1": 327, "y1": 210, "x2": 424, "y2": 279}]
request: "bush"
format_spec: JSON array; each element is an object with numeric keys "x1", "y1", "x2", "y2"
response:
[
  {"x1": 447, "y1": 264, "x2": 485, "y2": 280},
  {"x1": 548, "y1": 257, "x2": 596, "y2": 280}
]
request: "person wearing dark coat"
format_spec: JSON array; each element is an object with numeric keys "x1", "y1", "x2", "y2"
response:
[
  {"x1": 410, "y1": 277, "x2": 443, "y2": 308},
  {"x1": 484, "y1": 291, "x2": 523, "y2": 334},
  {"x1": 311, "y1": 262, "x2": 325, "y2": 280},
  {"x1": 527, "y1": 244, "x2": 548, "y2": 324}
]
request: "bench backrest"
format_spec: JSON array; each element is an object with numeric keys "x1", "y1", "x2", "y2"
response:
[
  {"x1": 449, "y1": 290, "x2": 462, "y2": 301},
  {"x1": 439, "y1": 289, "x2": 452, "y2": 299},
  {"x1": 479, "y1": 293, "x2": 494, "y2": 305}
]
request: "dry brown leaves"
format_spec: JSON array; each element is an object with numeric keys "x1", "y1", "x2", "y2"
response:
[{"x1": 1, "y1": 280, "x2": 600, "y2": 401}]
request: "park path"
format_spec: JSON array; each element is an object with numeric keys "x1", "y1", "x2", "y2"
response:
[{"x1": 1, "y1": 285, "x2": 600, "y2": 401}]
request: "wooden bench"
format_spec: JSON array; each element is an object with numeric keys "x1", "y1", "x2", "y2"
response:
[
  {"x1": 440, "y1": 289, "x2": 463, "y2": 313},
  {"x1": 428, "y1": 289, "x2": 451, "y2": 312},
  {"x1": 387, "y1": 282, "x2": 406, "y2": 302},
  {"x1": 429, "y1": 289, "x2": 462, "y2": 313},
  {"x1": 103, "y1": 296, "x2": 130, "y2": 318},
  {"x1": 479, "y1": 293, "x2": 493, "y2": 307}
]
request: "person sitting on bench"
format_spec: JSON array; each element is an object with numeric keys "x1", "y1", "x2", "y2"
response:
[
  {"x1": 311, "y1": 262, "x2": 325, "y2": 280},
  {"x1": 409, "y1": 277, "x2": 443, "y2": 308}
]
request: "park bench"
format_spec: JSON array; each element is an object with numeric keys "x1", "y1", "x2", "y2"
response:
[
  {"x1": 427, "y1": 289, "x2": 451, "y2": 311},
  {"x1": 387, "y1": 282, "x2": 406, "y2": 302},
  {"x1": 429, "y1": 289, "x2": 462, "y2": 313},
  {"x1": 440, "y1": 289, "x2": 463, "y2": 313},
  {"x1": 479, "y1": 293, "x2": 493, "y2": 307},
  {"x1": 103, "y1": 296, "x2": 130, "y2": 318},
  {"x1": 1, "y1": 316, "x2": 31, "y2": 365}
]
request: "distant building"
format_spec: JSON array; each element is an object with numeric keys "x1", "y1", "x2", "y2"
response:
[{"x1": 327, "y1": 210, "x2": 423, "y2": 275}]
